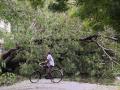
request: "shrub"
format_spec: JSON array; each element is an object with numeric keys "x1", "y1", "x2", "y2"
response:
[
  {"x1": 19, "y1": 63, "x2": 35, "y2": 77},
  {"x1": 0, "y1": 73, "x2": 17, "y2": 86}
]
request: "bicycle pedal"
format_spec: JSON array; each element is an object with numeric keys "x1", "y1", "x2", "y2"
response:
[{"x1": 45, "y1": 76, "x2": 52, "y2": 79}]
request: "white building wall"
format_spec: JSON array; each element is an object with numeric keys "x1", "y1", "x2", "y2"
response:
[
  {"x1": 0, "y1": 20, "x2": 11, "y2": 58},
  {"x1": 0, "y1": 20, "x2": 11, "y2": 32},
  {"x1": 0, "y1": 38, "x2": 4, "y2": 58}
]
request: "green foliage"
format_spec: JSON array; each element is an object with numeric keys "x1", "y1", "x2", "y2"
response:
[
  {"x1": 19, "y1": 63, "x2": 35, "y2": 76},
  {"x1": 0, "y1": 73, "x2": 17, "y2": 86},
  {"x1": 0, "y1": 60, "x2": 5, "y2": 74},
  {"x1": 0, "y1": 0, "x2": 120, "y2": 83},
  {"x1": 75, "y1": 0, "x2": 120, "y2": 32},
  {"x1": 28, "y1": 0, "x2": 45, "y2": 9},
  {"x1": 48, "y1": 0, "x2": 69, "y2": 12},
  {"x1": 31, "y1": 11, "x2": 118, "y2": 79},
  {"x1": 107, "y1": 0, "x2": 120, "y2": 32}
]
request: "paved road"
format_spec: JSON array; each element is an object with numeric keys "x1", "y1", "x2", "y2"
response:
[{"x1": 0, "y1": 79, "x2": 118, "y2": 90}]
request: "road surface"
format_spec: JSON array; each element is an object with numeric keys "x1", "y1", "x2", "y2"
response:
[{"x1": 0, "y1": 79, "x2": 119, "y2": 90}]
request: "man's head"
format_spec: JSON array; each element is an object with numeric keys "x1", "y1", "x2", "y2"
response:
[{"x1": 48, "y1": 51, "x2": 51, "y2": 55}]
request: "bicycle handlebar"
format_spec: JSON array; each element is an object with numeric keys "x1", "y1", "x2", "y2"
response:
[{"x1": 38, "y1": 62, "x2": 46, "y2": 67}]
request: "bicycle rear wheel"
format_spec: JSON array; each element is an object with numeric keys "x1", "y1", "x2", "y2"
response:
[
  {"x1": 29, "y1": 71, "x2": 41, "y2": 83},
  {"x1": 51, "y1": 69, "x2": 63, "y2": 83}
]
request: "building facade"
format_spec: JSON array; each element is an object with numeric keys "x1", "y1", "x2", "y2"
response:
[
  {"x1": 0, "y1": 20, "x2": 11, "y2": 58},
  {"x1": 0, "y1": 20, "x2": 11, "y2": 32}
]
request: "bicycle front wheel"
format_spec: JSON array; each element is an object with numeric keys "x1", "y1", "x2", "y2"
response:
[
  {"x1": 51, "y1": 69, "x2": 63, "y2": 83},
  {"x1": 29, "y1": 71, "x2": 41, "y2": 83}
]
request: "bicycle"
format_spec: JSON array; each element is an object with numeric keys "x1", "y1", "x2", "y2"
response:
[{"x1": 29, "y1": 62, "x2": 63, "y2": 83}]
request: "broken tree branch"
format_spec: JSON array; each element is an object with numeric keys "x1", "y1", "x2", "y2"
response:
[{"x1": 94, "y1": 40, "x2": 120, "y2": 66}]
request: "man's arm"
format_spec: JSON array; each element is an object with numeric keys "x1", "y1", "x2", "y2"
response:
[{"x1": 40, "y1": 59, "x2": 48, "y2": 65}]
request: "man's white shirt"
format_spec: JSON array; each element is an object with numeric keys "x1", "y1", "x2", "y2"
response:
[{"x1": 47, "y1": 54, "x2": 55, "y2": 66}]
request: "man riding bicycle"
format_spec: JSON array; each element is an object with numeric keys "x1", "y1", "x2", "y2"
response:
[
  {"x1": 42, "y1": 51, "x2": 55, "y2": 78},
  {"x1": 30, "y1": 51, "x2": 63, "y2": 83}
]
